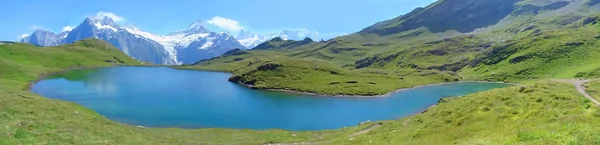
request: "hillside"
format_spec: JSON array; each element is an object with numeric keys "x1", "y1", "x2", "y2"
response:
[
  {"x1": 191, "y1": 53, "x2": 457, "y2": 95},
  {"x1": 336, "y1": 81, "x2": 600, "y2": 144},
  {"x1": 191, "y1": 0, "x2": 600, "y2": 93},
  {"x1": 0, "y1": 39, "x2": 140, "y2": 85}
]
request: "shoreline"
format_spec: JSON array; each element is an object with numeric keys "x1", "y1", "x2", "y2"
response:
[
  {"x1": 27, "y1": 66, "x2": 106, "y2": 90},
  {"x1": 181, "y1": 66, "x2": 519, "y2": 97},
  {"x1": 27, "y1": 64, "x2": 156, "y2": 91},
  {"x1": 239, "y1": 81, "x2": 517, "y2": 98},
  {"x1": 29, "y1": 65, "x2": 517, "y2": 98}
]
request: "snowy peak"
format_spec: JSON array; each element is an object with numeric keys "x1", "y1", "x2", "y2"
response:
[
  {"x1": 99, "y1": 17, "x2": 118, "y2": 27},
  {"x1": 187, "y1": 19, "x2": 205, "y2": 29},
  {"x1": 81, "y1": 17, "x2": 120, "y2": 32},
  {"x1": 170, "y1": 19, "x2": 211, "y2": 35},
  {"x1": 236, "y1": 29, "x2": 322, "y2": 49},
  {"x1": 237, "y1": 29, "x2": 258, "y2": 39},
  {"x1": 278, "y1": 29, "x2": 320, "y2": 40},
  {"x1": 84, "y1": 17, "x2": 118, "y2": 27}
]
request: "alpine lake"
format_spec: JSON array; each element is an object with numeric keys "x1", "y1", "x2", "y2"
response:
[{"x1": 31, "y1": 66, "x2": 510, "y2": 131}]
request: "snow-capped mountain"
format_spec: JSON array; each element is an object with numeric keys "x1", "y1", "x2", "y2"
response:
[
  {"x1": 236, "y1": 29, "x2": 322, "y2": 49},
  {"x1": 20, "y1": 18, "x2": 244, "y2": 65},
  {"x1": 279, "y1": 29, "x2": 320, "y2": 40},
  {"x1": 123, "y1": 20, "x2": 245, "y2": 64},
  {"x1": 61, "y1": 17, "x2": 176, "y2": 64}
]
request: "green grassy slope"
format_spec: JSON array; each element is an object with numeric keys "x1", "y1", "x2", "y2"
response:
[
  {"x1": 0, "y1": 39, "x2": 139, "y2": 86},
  {"x1": 190, "y1": 54, "x2": 457, "y2": 95},
  {"x1": 461, "y1": 22, "x2": 600, "y2": 81},
  {"x1": 585, "y1": 80, "x2": 600, "y2": 102},
  {"x1": 333, "y1": 81, "x2": 600, "y2": 145}
]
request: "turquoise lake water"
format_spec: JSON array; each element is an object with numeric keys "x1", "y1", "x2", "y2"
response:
[{"x1": 31, "y1": 66, "x2": 510, "y2": 131}]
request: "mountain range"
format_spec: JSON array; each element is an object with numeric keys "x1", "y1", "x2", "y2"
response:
[
  {"x1": 19, "y1": 17, "x2": 324, "y2": 64},
  {"x1": 236, "y1": 29, "x2": 322, "y2": 48}
]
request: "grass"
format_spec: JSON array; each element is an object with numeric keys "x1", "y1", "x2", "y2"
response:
[
  {"x1": 585, "y1": 80, "x2": 600, "y2": 102},
  {"x1": 460, "y1": 25, "x2": 600, "y2": 81},
  {"x1": 331, "y1": 81, "x2": 600, "y2": 144},
  {"x1": 187, "y1": 53, "x2": 458, "y2": 96}
]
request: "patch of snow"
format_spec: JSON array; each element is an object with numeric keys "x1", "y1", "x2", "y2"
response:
[
  {"x1": 60, "y1": 33, "x2": 69, "y2": 39},
  {"x1": 200, "y1": 38, "x2": 215, "y2": 49},
  {"x1": 168, "y1": 33, "x2": 210, "y2": 47},
  {"x1": 279, "y1": 35, "x2": 289, "y2": 40},
  {"x1": 124, "y1": 27, "x2": 164, "y2": 42},
  {"x1": 94, "y1": 23, "x2": 117, "y2": 32},
  {"x1": 238, "y1": 37, "x2": 262, "y2": 48},
  {"x1": 124, "y1": 27, "x2": 178, "y2": 64}
]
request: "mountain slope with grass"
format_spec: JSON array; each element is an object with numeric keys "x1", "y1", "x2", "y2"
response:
[
  {"x1": 191, "y1": 53, "x2": 457, "y2": 95},
  {"x1": 190, "y1": 0, "x2": 600, "y2": 94},
  {"x1": 332, "y1": 81, "x2": 600, "y2": 144}
]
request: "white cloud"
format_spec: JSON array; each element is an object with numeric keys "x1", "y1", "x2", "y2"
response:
[
  {"x1": 62, "y1": 26, "x2": 75, "y2": 32},
  {"x1": 95, "y1": 11, "x2": 125, "y2": 22},
  {"x1": 17, "y1": 34, "x2": 29, "y2": 40},
  {"x1": 207, "y1": 16, "x2": 243, "y2": 32}
]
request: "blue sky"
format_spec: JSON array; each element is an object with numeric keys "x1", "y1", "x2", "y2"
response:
[{"x1": 2, "y1": 0, "x2": 437, "y2": 41}]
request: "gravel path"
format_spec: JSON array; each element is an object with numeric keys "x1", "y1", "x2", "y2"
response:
[{"x1": 554, "y1": 79, "x2": 600, "y2": 107}]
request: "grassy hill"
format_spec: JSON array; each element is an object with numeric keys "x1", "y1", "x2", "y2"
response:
[
  {"x1": 0, "y1": 39, "x2": 140, "y2": 86},
  {"x1": 337, "y1": 81, "x2": 600, "y2": 144},
  {"x1": 189, "y1": 54, "x2": 457, "y2": 96},
  {"x1": 190, "y1": 0, "x2": 600, "y2": 94}
]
